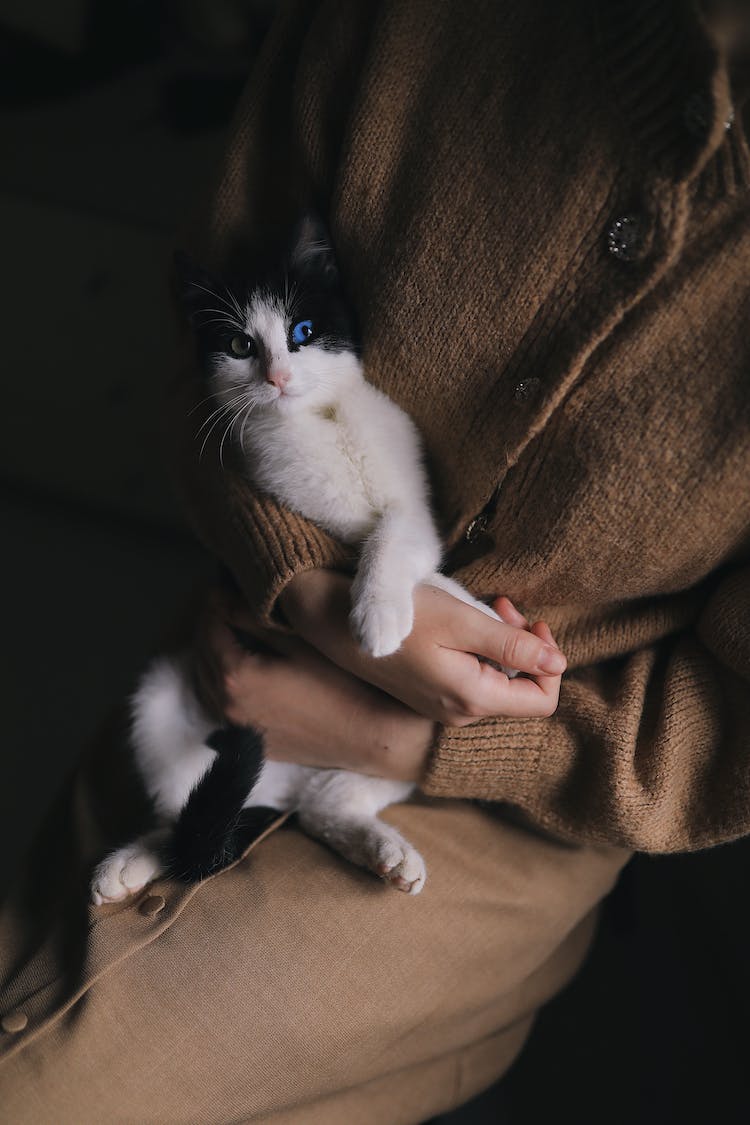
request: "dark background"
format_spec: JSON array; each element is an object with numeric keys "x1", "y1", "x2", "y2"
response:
[{"x1": 1, "y1": 3, "x2": 748, "y2": 1123}]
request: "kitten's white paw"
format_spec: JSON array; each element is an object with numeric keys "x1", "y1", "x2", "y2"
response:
[
  {"x1": 350, "y1": 591, "x2": 414, "y2": 658},
  {"x1": 90, "y1": 844, "x2": 162, "y2": 905},
  {"x1": 341, "y1": 822, "x2": 426, "y2": 895},
  {"x1": 371, "y1": 826, "x2": 426, "y2": 895}
]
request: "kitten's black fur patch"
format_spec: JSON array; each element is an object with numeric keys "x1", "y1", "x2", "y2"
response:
[
  {"x1": 175, "y1": 212, "x2": 359, "y2": 371},
  {"x1": 166, "y1": 724, "x2": 269, "y2": 882}
]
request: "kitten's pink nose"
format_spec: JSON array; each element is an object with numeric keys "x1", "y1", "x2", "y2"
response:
[{"x1": 267, "y1": 368, "x2": 290, "y2": 390}]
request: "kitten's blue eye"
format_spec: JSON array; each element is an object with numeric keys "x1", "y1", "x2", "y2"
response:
[{"x1": 292, "y1": 319, "x2": 314, "y2": 346}]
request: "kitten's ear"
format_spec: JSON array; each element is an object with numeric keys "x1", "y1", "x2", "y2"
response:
[
  {"x1": 289, "y1": 213, "x2": 339, "y2": 285},
  {"x1": 172, "y1": 251, "x2": 223, "y2": 318}
]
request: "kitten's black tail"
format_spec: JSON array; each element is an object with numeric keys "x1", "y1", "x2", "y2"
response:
[{"x1": 166, "y1": 724, "x2": 273, "y2": 883}]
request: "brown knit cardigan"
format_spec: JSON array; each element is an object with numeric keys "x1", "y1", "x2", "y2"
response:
[{"x1": 170, "y1": 0, "x2": 750, "y2": 853}]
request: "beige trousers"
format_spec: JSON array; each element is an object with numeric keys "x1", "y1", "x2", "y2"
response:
[{"x1": 0, "y1": 714, "x2": 629, "y2": 1124}]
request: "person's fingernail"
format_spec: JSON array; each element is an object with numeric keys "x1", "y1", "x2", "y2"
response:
[{"x1": 538, "y1": 647, "x2": 566, "y2": 674}]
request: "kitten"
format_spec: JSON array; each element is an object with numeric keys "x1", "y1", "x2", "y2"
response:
[{"x1": 90, "y1": 215, "x2": 507, "y2": 904}]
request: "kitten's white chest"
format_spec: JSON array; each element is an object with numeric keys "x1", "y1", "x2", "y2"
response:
[{"x1": 245, "y1": 398, "x2": 383, "y2": 541}]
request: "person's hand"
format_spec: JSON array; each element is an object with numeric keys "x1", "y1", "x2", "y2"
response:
[
  {"x1": 194, "y1": 594, "x2": 436, "y2": 782},
  {"x1": 279, "y1": 570, "x2": 566, "y2": 727}
]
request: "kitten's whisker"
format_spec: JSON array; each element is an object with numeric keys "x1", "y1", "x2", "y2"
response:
[
  {"x1": 219, "y1": 400, "x2": 249, "y2": 470},
  {"x1": 226, "y1": 289, "x2": 246, "y2": 325},
  {"x1": 194, "y1": 402, "x2": 237, "y2": 442},
  {"x1": 194, "y1": 390, "x2": 250, "y2": 438},
  {"x1": 199, "y1": 391, "x2": 256, "y2": 462},
  {"x1": 194, "y1": 310, "x2": 245, "y2": 333},
  {"x1": 196, "y1": 316, "x2": 243, "y2": 330},
  {"x1": 284, "y1": 273, "x2": 296, "y2": 316},
  {"x1": 189, "y1": 283, "x2": 242, "y2": 322},
  {"x1": 239, "y1": 401, "x2": 257, "y2": 450},
  {"x1": 188, "y1": 389, "x2": 225, "y2": 417},
  {"x1": 195, "y1": 394, "x2": 250, "y2": 455},
  {"x1": 286, "y1": 282, "x2": 302, "y2": 320},
  {"x1": 229, "y1": 393, "x2": 256, "y2": 452},
  {"x1": 199, "y1": 411, "x2": 232, "y2": 462}
]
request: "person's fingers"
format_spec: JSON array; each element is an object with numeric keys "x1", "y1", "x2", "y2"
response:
[
  {"x1": 488, "y1": 668, "x2": 561, "y2": 716},
  {"x1": 531, "y1": 619, "x2": 560, "y2": 648},
  {"x1": 492, "y1": 596, "x2": 528, "y2": 627},
  {"x1": 460, "y1": 610, "x2": 567, "y2": 677},
  {"x1": 526, "y1": 623, "x2": 565, "y2": 707},
  {"x1": 447, "y1": 656, "x2": 560, "y2": 721}
]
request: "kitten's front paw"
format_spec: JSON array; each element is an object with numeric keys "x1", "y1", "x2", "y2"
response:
[
  {"x1": 90, "y1": 844, "x2": 162, "y2": 905},
  {"x1": 350, "y1": 591, "x2": 414, "y2": 658}
]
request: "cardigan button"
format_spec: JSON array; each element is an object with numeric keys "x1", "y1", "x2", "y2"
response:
[
  {"x1": 2, "y1": 1010, "x2": 28, "y2": 1034},
  {"x1": 514, "y1": 377, "x2": 541, "y2": 403},
  {"x1": 684, "y1": 91, "x2": 712, "y2": 137},
  {"x1": 465, "y1": 515, "x2": 489, "y2": 542},
  {"x1": 684, "y1": 91, "x2": 734, "y2": 137},
  {"x1": 606, "y1": 214, "x2": 645, "y2": 263}
]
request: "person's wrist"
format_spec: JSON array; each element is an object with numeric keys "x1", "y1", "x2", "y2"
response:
[
  {"x1": 370, "y1": 710, "x2": 437, "y2": 783},
  {"x1": 277, "y1": 571, "x2": 315, "y2": 627},
  {"x1": 279, "y1": 568, "x2": 342, "y2": 630},
  {"x1": 279, "y1": 567, "x2": 319, "y2": 604}
]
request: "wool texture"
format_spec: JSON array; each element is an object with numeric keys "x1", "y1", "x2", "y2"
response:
[{"x1": 169, "y1": 0, "x2": 750, "y2": 852}]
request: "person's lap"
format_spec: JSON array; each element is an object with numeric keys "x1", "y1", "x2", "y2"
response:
[{"x1": 1, "y1": 742, "x2": 629, "y2": 1124}]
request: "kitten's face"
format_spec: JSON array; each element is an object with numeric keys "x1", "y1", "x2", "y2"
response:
[{"x1": 181, "y1": 217, "x2": 360, "y2": 421}]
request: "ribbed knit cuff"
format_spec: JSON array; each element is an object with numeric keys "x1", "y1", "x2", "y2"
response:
[
  {"x1": 223, "y1": 482, "x2": 354, "y2": 627},
  {"x1": 421, "y1": 715, "x2": 549, "y2": 804}
]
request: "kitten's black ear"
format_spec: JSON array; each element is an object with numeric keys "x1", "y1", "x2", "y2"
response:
[
  {"x1": 172, "y1": 251, "x2": 222, "y2": 318},
  {"x1": 288, "y1": 213, "x2": 339, "y2": 285}
]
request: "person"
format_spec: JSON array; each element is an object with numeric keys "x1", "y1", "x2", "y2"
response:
[{"x1": 2, "y1": 2, "x2": 749, "y2": 1121}]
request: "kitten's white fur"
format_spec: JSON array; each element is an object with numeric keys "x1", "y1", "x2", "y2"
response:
[{"x1": 91, "y1": 274, "x2": 505, "y2": 905}]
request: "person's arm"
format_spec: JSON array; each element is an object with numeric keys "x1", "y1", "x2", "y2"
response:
[
  {"x1": 194, "y1": 586, "x2": 563, "y2": 782},
  {"x1": 277, "y1": 562, "x2": 750, "y2": 853}
]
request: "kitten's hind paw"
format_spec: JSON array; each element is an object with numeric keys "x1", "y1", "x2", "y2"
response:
[
  {"x1": 350, "y1": 592, "x2": 414, "y2": 658},
  {"x1": 340, "y1": 820, "x2": 426, "y2": 894},
  {"x1": 372, "y1": 829, "x2": 427, "y2": 895},
  {"x1": 90, "y1": 842, "x2": 163, "y2": 905}
]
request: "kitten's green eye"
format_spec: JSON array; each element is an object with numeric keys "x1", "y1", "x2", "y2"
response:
[{"x1": 229, "y1": 334, "x2": 255, "y2": 358}]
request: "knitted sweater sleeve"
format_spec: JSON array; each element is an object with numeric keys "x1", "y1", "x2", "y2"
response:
[{"x1": 422, "y1": 563, "x2": 750, "y2": 853}]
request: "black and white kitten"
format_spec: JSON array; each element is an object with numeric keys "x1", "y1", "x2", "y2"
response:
[{"x1": 90, "y1": 216, "x2": 507, "y2": 904}]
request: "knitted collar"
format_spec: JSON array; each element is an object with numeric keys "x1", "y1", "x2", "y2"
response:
[{"x1": 597, "y1": 0, "x2": 749, "y2": 194}]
